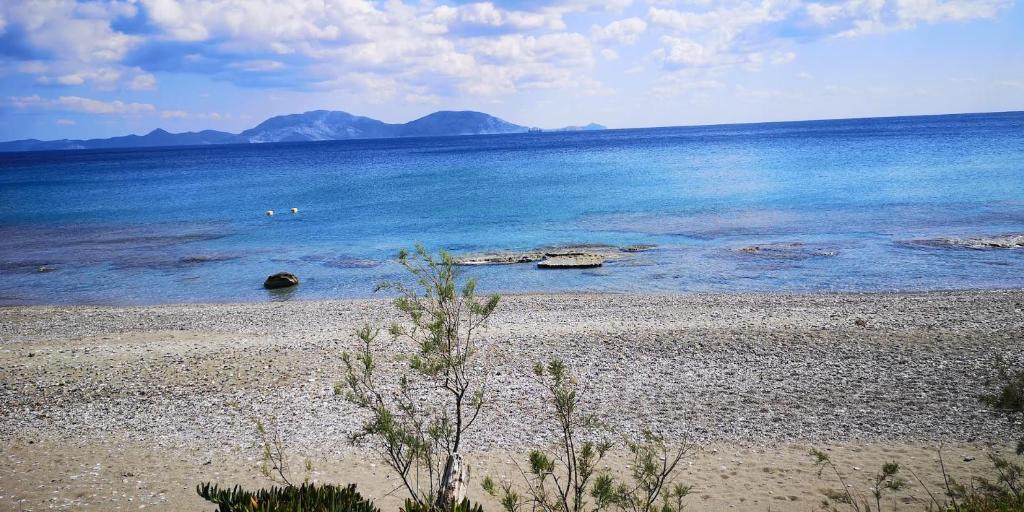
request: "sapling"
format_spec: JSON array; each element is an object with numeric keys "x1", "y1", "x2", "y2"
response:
[
  {"x1": 484, "y1": 359, "x2": 692, "y2": 512},
  {"x1": 340, "y1": 245, "x2": 499, "y2": 507}
]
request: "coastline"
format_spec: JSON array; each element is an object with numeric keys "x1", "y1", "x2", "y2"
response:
[{"x1": 2, "y1": 289, "x2": 1023, "y2": 510}]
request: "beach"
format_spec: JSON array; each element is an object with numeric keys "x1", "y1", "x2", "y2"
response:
[{"x1": 1, "y1": 290, "x2": 1022, "y2": 510}]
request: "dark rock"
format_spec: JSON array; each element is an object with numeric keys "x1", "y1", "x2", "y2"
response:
[{"x1": 263, "y1": 272, "x2": 299, "y2": 289}]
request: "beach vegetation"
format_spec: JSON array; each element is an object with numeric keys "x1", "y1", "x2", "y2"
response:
[
  {"x1": 810, "y1": 448, "x2": 907, "y2": 512},
  {"x1": 197, "y1": 482, "x2": 380, "y2": 512},
  {"x1": 339, "y1": 244, "x2": 500, "y2": 507},
  {"x1": 255, "y1": 416, "x2": 313, "y2": 488},
  {"x1": 401, "y1": 497, "x2": 487, "y2": 512},
  {"x1": 981, "y1": 358, "x2": 1024, "y2": 456},
  {"x1": 808, "y1": 355, "x2": 1024, "y2": 512},
  {"x1": 482, "y1": 359, "x2": 692, "y2": 512}
]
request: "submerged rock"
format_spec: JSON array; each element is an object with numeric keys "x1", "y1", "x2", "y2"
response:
[
  {"x1": 736, "y1": 242, "x2": 838, "y2": 259},
  {"x1": 263, "y1": 272, "x2": 299, "y2": 289},
  {"x1": 300, "y1": 254, "x2": 380, "y2": 269},
  {"x1": 453, "y1": 252, "x2": 545, "y2": 265},
  {"x1": 454, "y1": 243, "x2": 654, "y2": 266},
  {"x1": 621, "y1": 244, "x2": 657, "y2": 253},
  {"x1": 537, "y1": 254, "x2": 605, "y2": 269},
  {"x1": 908, "y1": 234, "x2": 1024, "y2": 250},
  {"x1": 179, "y1": 254, "x2": 242, "y2": 265}
]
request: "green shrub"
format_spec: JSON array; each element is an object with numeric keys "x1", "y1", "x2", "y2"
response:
[
  {"x1": 981, "y1": 360, "x2": 1024, "y2": 455},
  {"x1": 483, "y1": 360, "x2": 692, "y2": 512},
  {"x1": 196, "y1": 482, "x2": 380, "y2": 512},
  {"x1": 400, "y1": 497, "x2": 487, "y2": 512}
]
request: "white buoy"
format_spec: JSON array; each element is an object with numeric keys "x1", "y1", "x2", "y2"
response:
[
  {"x1": 265, "y1": 210, "x2": 274, "y2": 217},
  {"x1": 290, "y1": 207, "x2": 298, "y2": 214}
]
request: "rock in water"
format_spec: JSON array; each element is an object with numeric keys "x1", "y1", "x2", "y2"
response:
[
  {"x1": 537, "y1": 254, "x2": 604, "y2": 269},
  {"x1": 454, "y1": 252, "x2": 545, "y2": 265},
  {"x1": 621, "y1": 244, "x2": 657, "y2": 253},
  {"x1": 907, "y1": 234, "x2": 1024, "y2": 250},
  {"x1": 263, "y1": 272, "x2": 299, "y2": 289}
]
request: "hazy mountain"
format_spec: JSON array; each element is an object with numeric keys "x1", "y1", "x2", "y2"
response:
[
  {"x1": 0, "y1": 129, "x2": 242, "y2": 152},
  {"x1": 239, "y1": 110, "x2": 396, "y2": 142},
  {"x1": 397, "y1": 111, "x2": 529, "y2": 137},
  {"x1": 547, "y1": 123, "x2": 607, "y2": 132},
  {"x1": 0, "y1": 110, "x2": 604, "y2": 152}
]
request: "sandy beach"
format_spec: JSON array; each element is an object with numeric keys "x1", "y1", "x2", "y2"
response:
[{"x1": 2, "y1": 290, "x2": 1023, "y2": 511}]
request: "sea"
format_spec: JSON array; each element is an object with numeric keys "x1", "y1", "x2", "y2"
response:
[{"x1": 1, "y1": 111, "x2": 1023, "y2": 305}]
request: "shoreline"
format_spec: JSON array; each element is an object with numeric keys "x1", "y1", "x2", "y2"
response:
[
  {"x1": 2, "y1": 290, "x2": 1023, "y2": 510},
  {"x1": 4, "y1": 285, "x2": 1024, "y2": 310}
]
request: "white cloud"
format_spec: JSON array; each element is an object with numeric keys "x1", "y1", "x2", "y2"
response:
[
  {"x1": 771, "y1": 51, "x2": 796, "y2": 65},
  {"x1": 1, "y1": 1, "x2": 140, "y2": 87},
  {"x1": 648, "y1": 0, "x2": 1010, "y2": 72},
  {"x1": 10, "y1": 95, "x2": 156, "y2": 114},
  {"x1": 804, "y1": 0, "x2": 1011, "y2": 37},
  {"x1": 0, "y1": 2, "x2": 152, "y2": 92},
  {"x1": 129, "y1": 73, "x2": 158, "y2": 91},
  {"x1": 55, "y1": 118, "x2": 76, "y2": 126},
  {"x1": 653, "y1": 36, "x2": 717, "y2": 67},
  {"x1": 0, "y1": 0, "x2": 1014, "y2": 116},
  {"x1": 648, "y1": 3, "x2": 791, "y2": 34},
  {"x1": 436, "y1": 2, "x2": 565, "y2": 31},
  {"x1": 651, "y1": 70, "x2": 725, "y2": 97},
  {"x1": 897, "y1": 0, "x2": 1010, "y2": 24},
  {"x1": 648, "y1": 2, "x2": 795, "y2": 70},
  {"x1": 160, "y1": 110, "x2": 225, "y2": 120},
  {"x1": 228, "y1": 60, "x2": 287, "y2": 72},
  {"x1": 591, "y1": 17, "x2": 647, "y2": 45}
]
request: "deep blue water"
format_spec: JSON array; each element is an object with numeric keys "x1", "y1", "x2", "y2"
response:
[{"x1": 2, "y1": 112, "x2": 1023, "y2": 305}]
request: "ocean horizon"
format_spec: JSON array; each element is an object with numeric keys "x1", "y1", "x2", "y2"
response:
[{"x1": 2, "y1": 110, "x2": 1023, "y2": 306}]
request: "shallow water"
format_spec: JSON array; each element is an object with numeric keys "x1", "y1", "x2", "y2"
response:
[{"x1": 1, "y1": 112, "x2": 1023, "y2": 305}]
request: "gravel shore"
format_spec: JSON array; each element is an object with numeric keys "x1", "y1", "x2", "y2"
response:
[
  {"x1": 2, "y1": 290, "x2": 1022, "y2": 448},
  {"x1": 1, "y1": 290, "x2": 1022, "y2": 510}
]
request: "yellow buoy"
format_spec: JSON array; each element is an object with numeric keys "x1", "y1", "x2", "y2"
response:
[
  {"x1": 265, "y1": 210, "x2": 274, "y2": 216},
  {"x1": 290, "y1": 207, "x2": 298, "y2": 214}
]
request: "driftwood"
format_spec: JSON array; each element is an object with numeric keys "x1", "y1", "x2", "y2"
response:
[{"x1": 435, "y1": 453, "x2": 467, "y2": 508}]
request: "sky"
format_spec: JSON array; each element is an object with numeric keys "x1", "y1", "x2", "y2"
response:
[{"x1": 1, "y1": 0, "x2": 1022, "y2": 141}]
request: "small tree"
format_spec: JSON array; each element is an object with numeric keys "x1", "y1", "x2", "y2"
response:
[
  {"x1": 255, "y1": 416, "x2": 313, "y2": 488},
  {"x1": 484, "y1": 360, "x2": 692, "y2": 512},
  {"x1": 339, "y1": 245, "x2": 500, "y2": 508}
]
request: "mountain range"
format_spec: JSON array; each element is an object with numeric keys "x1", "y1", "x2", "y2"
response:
[{"x1": 0, "y1": 110, "x2": 606, "y2": 152}]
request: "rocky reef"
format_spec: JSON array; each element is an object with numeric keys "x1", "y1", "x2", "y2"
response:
[
  {"x1": 906, "y1": 234, "x2": 1024, "y2": 250},
  {"x1": 453, "y1": 244, "x2": 655, "y2": 269},
  {"x1": 735, "y1": 242, "x2": 839, "y2": 259}
]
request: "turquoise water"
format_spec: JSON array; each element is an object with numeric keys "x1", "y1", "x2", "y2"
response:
[{"x1": 1, "y1": 112, "x2": 1023, "y2": 305}]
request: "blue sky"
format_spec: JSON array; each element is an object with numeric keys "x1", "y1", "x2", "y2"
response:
[{"x1": 1, "y1": 0, "x2": 1022, "y2": 140}]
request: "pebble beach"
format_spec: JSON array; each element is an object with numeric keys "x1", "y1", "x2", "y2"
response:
[{"x1": 2, "y1": 290, "x2": 1023, "y2": 510}]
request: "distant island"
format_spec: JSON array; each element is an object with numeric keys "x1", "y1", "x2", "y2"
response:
[{"x1": 0, "y1": 110, "x2": 607, "y2": 152}]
